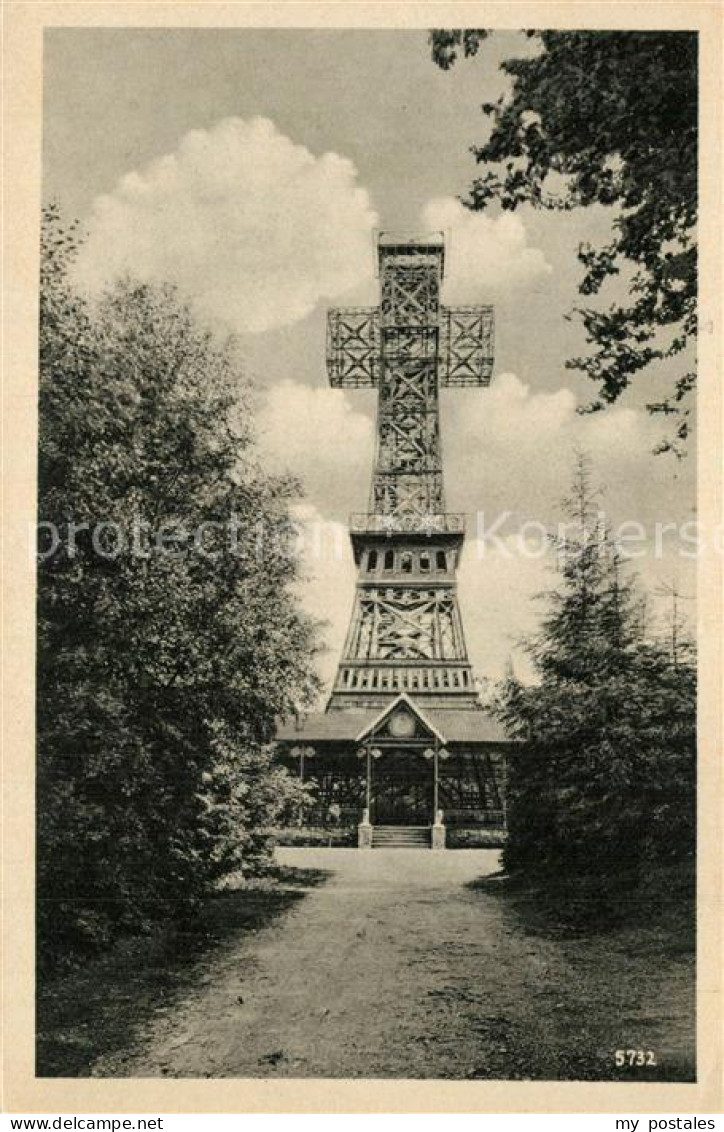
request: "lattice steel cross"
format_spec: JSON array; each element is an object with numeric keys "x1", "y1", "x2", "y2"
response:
[{"x1": 327, "y1": 234, "x2": 494, "y2": 522}]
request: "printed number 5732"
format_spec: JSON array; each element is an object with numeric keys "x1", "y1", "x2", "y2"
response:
[{"x1": 614, "y1": 1049, "x2": 657, "y2": 1067}]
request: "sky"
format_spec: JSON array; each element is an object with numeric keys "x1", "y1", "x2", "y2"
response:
[{"x1": 42, "y1": 29, "x2": 697, "y2": 695}]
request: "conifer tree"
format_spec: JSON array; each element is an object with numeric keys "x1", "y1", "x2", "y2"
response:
[{"x1": 499, "y1": 455, "x2": 695, "y2": 892}]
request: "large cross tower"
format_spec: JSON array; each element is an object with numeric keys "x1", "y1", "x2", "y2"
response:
[{"x1": 326, "y1": 232, "x2": 494, "y2": 711}]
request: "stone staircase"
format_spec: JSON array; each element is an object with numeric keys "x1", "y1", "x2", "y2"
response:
[{"x1": 371, "y1": 825, "x2": 431, "y2": 849}]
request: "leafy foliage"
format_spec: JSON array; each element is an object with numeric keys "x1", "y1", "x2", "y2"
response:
[
  {"x1": 37, "y1": 204, "x2": 321, "y2": 965},
  {"x1": 498, "y1": 456, "x2": 695, "y2": 896},
  {"x1": 430, "y1": 31, "x2": 697, "y2": 454}
]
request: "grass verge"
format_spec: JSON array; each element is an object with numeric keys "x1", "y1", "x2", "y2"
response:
[
  {"x1": 465, "y1": 859, "x2": 695, "y2": 1081},
  {"x1": 36, "y1": 865, "x2": 331, "y2": 1077}
]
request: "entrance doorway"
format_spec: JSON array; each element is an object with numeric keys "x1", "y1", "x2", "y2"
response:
[{"x1": 371, "y1": 748, "x2": 432, "y2": 825}]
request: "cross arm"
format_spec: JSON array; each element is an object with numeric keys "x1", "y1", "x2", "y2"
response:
[
  {"x1": 327, "y1": 303, "x2": 495, "y2": 388},
  {"x1": 327, "y1": 307, "x2": 380, "y2": 388},
  {"x1": 439, "y1": 306, "x2": 495, "y2": 387}
]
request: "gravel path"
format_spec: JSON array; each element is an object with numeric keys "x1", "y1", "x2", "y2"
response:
[{"x1": 91, "y1": 848, "x2": 694, "y2": 1080}]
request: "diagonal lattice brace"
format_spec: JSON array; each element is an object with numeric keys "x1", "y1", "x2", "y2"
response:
[
  {"x1": 381, "y1": 266, "x2": 439, "y2": 326},
  {"x1": 349, "y1": 587, "x2": 466, "y2": 662},
  {"x1": 327, "y1": 307, "x2": 380, "y2": 387},
  {"x1": 439, "y1": 306, "x2": 495, "y2": 386}
]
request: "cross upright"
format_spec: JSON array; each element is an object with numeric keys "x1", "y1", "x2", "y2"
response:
[
  {"x1": 327, "y1": 231, "x2": 494, "y2": 530},
  {"x1": 325, "y1": 232, "x2": 496, "y2": 711}
]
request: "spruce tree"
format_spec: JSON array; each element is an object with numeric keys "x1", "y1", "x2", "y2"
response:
[{"x1": 500, "y1": 455, "x2": 695, "y2": 897}]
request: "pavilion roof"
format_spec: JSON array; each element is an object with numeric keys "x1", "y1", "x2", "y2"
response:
[{"x1": 275, "y1": 697, "x2": 510, "y2": 746}]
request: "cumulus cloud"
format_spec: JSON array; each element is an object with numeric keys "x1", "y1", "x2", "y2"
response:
[
  {"x1": 458, "y1": 536, "x2": 548, "y2": 684},
  {"x1": 72, "y1": 116, "x2": 378, "y2": 333},
  {"x1": 421, "y1": 196, "x2": 552, "y2": 302},
  {"x1": 457, "y1": 526, "x2": 695, "y2": 687},
  {"x1": 443, "y1": 374, "x2": 696, "y2": 680},
  {"x1": 259, "y1": 370, "x2": 687, "y2": 539},
  {"x1": 66, "y1": 116, "x2": 693, "y2": 698},
  {"x1": 442, "y1": 371, "x2": 688, "y2": 529},
  {"x1": 289, "y1": 503, "x2": 357, "y2": 699},
  {"x1": 256, "y1": 380, "x2": 375, "y2": 517}
]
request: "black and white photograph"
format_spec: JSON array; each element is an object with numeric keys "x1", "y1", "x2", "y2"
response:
[{"x1": 3, "y1": 5, "x2": 721, "y2": 1112}]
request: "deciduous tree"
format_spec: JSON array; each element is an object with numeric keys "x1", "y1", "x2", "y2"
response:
[
  {"x1": 430, "y1": 31, "x2": 697, "y2": 453},
  {"x1": 37, "y1": 205, "x2": 320, "y2": 963}
]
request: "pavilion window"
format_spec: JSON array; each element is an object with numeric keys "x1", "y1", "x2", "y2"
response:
[
  {"x1": 384, "y1": 549, "x2": 394, "y2": 571},
  {"x1": 436, "y1": 550, "x2": 447, "y2": 572},
  {"x1": 420, "y1": 553, "x2": 431, "y2": 572},
  {"x1": 401, "y1": 552, "x2": 413, "y2": 573},
  {"x1": 367, "y1": 549, "x2": 378, "y2": 572}
]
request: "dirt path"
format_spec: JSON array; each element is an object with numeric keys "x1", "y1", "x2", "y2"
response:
[{"x1": 91, "y1": 848, "x2": 694, "y2": 1080}]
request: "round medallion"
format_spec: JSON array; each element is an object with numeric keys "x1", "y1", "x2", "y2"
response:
[{"x1": 388, "y1": 709, "x2": 416, "y2": 738}]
